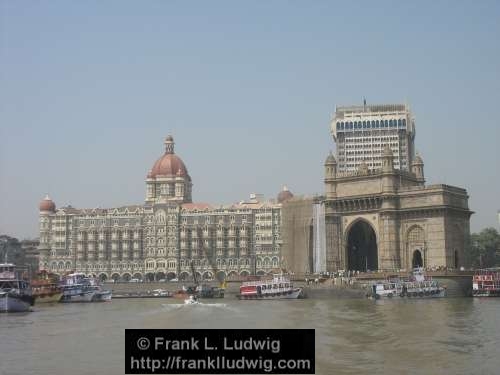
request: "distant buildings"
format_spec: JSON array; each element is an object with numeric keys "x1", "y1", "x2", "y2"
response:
[
  {"x1": 38, "y1": 137, "x2": 293, "y2": 281},
  {"x1": 330, "y1": 103, "x2": 415, "y2": 173}
]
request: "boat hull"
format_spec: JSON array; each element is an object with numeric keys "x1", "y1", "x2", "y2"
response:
[
  {"x1": 0, "y1": 293, "x2": 32, "y2": 312},
  {"x1": 472, "y1": 289, "x2": 500, "y2": 297},
  {"x1": 92, "y1": 290, "x2": 112, "y2": 302},
  {"x1": 60, "y1": 290, "x2": 95, "y2": 303},
  {"x1": 34, "y1": 291, "x2": 63, "y2": 303},
  {"x1": 370, "y1": 288, "x2": 446, "y2": 299},
  {"x1": 237, "y1": 287, "x2": 303, "y2": 300}
]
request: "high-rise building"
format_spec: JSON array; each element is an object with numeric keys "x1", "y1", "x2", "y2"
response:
[{"x1": 330, "y1": 103, "x2": 416, "y2": 173}]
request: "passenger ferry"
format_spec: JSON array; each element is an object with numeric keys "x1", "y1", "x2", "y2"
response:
[
  {"x1": 237, "y1": 274, "x2": 303, "y2": 300},
  {"x1": 31, "y1": 270, "x2": 63, "y2": 303},
  {"x1": 472, "y1": 268, "x2": 500, "y2": 297},
  {"x1": 60, "y1": 273, "x2": 112, "y2": 302},
  {"x1": 368, "y1": 268, "x2": 446, "y2": 299},
  {"x1": 0, "y1": 263, "x2": 35, "y2": 312}
]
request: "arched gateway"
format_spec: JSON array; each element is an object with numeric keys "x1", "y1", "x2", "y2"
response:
[{"x1": 346, "y1": 220, "x2": 378, "y2": 272}]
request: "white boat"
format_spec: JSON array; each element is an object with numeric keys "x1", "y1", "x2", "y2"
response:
[
  {"x1": 368, "y1": 268, "x2": 446, "y2": 299},
  {"x1": 184, "y1": 295, "x2": 201, "y2": 305},
  {"x1": 237, "y1": 274, "x2": 303, "y2": 300},
  {"x1": 92, "y1": 290, "x2": 112, "y2": 302},
  {"x1": 151, "y1": 289, "x2": 171, "y2": 297},
  {"x1": 0, "y1": 263, "x2": 35, "y2": 312},
  {"x1": 60, "y1": 273, "x2": 111, "y2": 302}
]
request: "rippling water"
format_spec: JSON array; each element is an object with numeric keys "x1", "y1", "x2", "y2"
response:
[{"x1": 1, "y1": 295, "x2": 499, "y2": 375}]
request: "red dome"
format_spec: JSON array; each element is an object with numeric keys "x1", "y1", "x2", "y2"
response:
[
  {"x1": 39, "y1": 195, "x2": 56, "y2": 212},
  {"x1": 277, "y1": 186, "x2": 294, "y2": 203},
  {"x1": 150, "y1": 154, "x2": 188, "y2": 177},
  {"x1": 149, "y1": 135, "x2": 190, "y2": 178}
]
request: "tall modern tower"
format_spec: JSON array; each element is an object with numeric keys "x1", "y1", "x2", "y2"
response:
[{"x1": 330, "y1": 103, "x2": 416, "y2": 173}]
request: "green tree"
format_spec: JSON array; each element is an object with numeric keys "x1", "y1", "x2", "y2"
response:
[{"x1": 468, "y1": 228, "x2": 500, "y2": 268}]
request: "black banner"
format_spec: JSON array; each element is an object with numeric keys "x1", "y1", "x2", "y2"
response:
[{"x1": 125, "y1": 329, "x2": 315, "y2": 374}]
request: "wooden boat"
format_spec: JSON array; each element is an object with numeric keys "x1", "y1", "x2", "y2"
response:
[{"x1": 32, "y1": 271, "x2": 63, "y2": 303}]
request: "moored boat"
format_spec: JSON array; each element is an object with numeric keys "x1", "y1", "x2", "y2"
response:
[
  {"x1": 237, "y1": 274, "x2": 303, "y2": 300},
  {"x1": 60, "y1": 273, "x2": 111, "y2": 302},
  {"x1": 32, "y1": 270, "x2": 63, "y2": 303},
  {"x1": 367, "y1": 268, "x2": 446, "y2": 299},
  {"x1": 92, "y1": 289, "x2": 113, "y2": 302},
  {"x1": 0, "y1": 263, "x2": 35, "y2": 312},
  {"x1": 472, "y1": 268, "x2": 500, "y2": 297}
]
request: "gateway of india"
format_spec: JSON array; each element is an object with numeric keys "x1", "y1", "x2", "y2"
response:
[
  {"x1": 282, "y1": 103, "x2": 472, "y2": 274},
  {"x1": 38, "y1": 103, "x2": 473, "y2": 279}
]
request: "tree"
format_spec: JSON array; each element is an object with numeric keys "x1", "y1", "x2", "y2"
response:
[{"x1": 468, "y1": 228, "x2": 500, "y2": 268}]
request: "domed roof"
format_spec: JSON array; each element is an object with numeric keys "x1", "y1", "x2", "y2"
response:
[
  {"x1": 39, "y1": 195, "x2": 56, "y2": 212},
  {"x1": 412, "y1": 153, "x2": 424, "y2": 165},
  {"x1": 149, "y1": 136, "x2": 189, "y2": 178},
  {"x1": 277, "y1": 186, "x2": 294, "y2": 203},
  {"x1": 325, "y1": 152, "x2": 336, "y2": 165}
]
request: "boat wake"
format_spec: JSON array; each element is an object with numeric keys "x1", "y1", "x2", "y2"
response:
[{"x1": 161, "y1": 302, "x2": 229, "y2": 310}]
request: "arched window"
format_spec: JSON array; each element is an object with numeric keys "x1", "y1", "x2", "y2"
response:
[
  {"x1": 408, "y1": 226, "x2": 425, "y2": 242},
  {"x1": 398, "y1": 119, "x2": 402, "y2": 127}
]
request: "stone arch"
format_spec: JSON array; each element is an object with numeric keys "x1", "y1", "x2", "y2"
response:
[
  {"x1": 227, "y1": 270, "x2": 238, "y2": 279},
  {"x1": 133, "y1": 273, "x2": 143, "y2": 280},
  {"x1": 216, "y1": 271, "x2": 226, "y2": 282},
  {"x1": 412, "y1": 249, "x2": 423, "y2": 268},
  {"x1": 256, "y1": 270, "x2": 266, "y2": 276},
  {"x1": 121, "y1": 273, "x2": 132, "y2": 282},
  {"x1": 156, "y1": 271, "x2": 166, "y2": 281},
  {"x1": 345, "y1": 218, "x2": 378, "y2": 271},
  {"x1": 65, "y1": 261, "x2": 72, "y2": 269},
  {"x1": 145, "y1": 272, "x2": 155, "y2": 282},
  {"x1": 111, "y1": 273, "x2": 120, "y2": 282},
  {"x1": 202, "y1": 271, "x2": 213, "y2": 280},
  {"x1": 240, "y1": 270, "x2": 250, "y2": 277},
  {"x1": 166, "y1": 272, "x2": 176, "y2": 280},
  {"x1": 272, "y1": 257, "x2": 279, "y2": 268},
  {"x1": 98, "y1": 273, "x2": 108, "y2": 282},
  {"x1": 407, "y1": 225, "x2": 425, "y2": 269},
  {"x1": 179, "y1": 271, "x2": 190, "y2": 281}
]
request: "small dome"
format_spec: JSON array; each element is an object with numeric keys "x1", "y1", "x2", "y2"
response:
[
  {"x1": 413, "y1": 154, "x2": 424, "y2": 165},
  {"x1": 149, "y1": 136, "x2": 190, "y2": 178},
  {"x1": 325, "y1": 152, "x2": 336, "y2": 165},
  {"x1": 39, "y1": 195, "x2": 56, "y2": 212},
  {"x1": 277, "y1": 186, "x2": 294, "y2": 203}
]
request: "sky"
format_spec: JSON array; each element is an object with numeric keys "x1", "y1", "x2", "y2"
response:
[{"x1": 1, "y1": 1, "x2": 499, "y2": 239}]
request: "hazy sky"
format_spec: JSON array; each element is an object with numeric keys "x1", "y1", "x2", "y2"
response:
[{"x1": 1, "y1": 1, "x2": 499, "y2": 239}]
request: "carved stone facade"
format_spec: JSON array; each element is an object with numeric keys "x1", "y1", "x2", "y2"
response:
[
  {"x1": 37, "y1": 136, "x2": 287, "y2": 281},
  {"x1": 323, "y1": 145, "x2": 472, "y2": 272}
]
